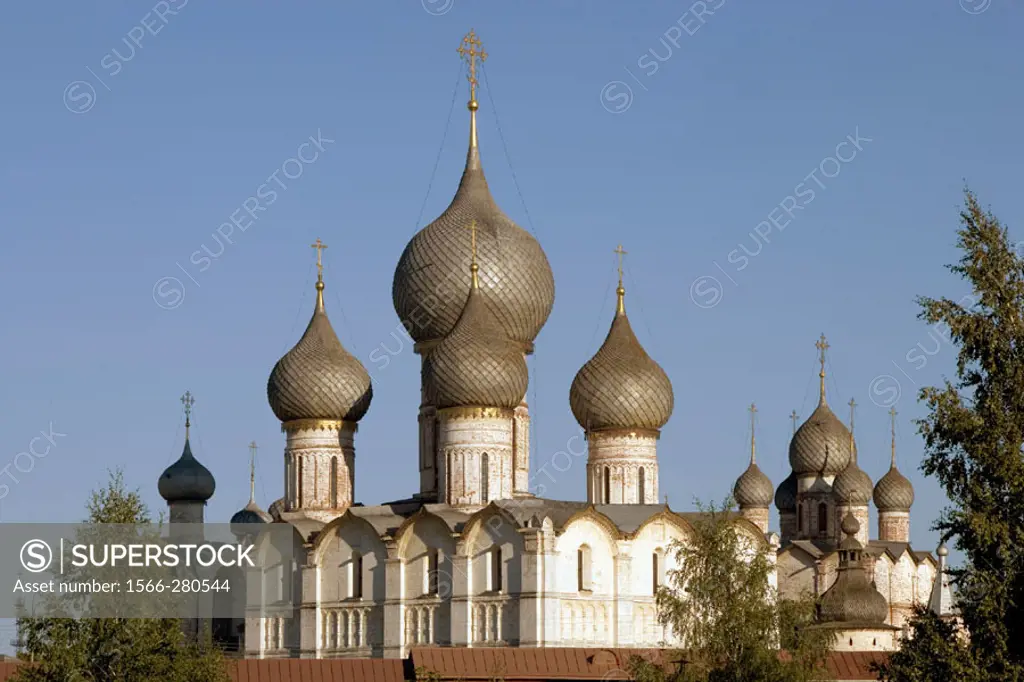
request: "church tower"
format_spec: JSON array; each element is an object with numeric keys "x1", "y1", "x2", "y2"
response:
[
  {"x1": 569, "y1": 246, "x2": 673, "y2": 505},
  {"x1": 159, "y1": 391, "x2": 215, "y2": 538},
  {"x1": 832, "y1": 399, "x2": 873, "y2": 545},
  {"x1": 873, "y1": 408, "x2": 914, "y2": 542},
  {"x1": 391, "y1": 31, "x2": 554, "y2": 501},
  {"x1": 733, "y1": 404, "x2": 773, "y2": 533},
  {"x1": 421, "y1": 221, "x2": 528, "y2": 508},
  {"x1": 789, "y1": 335, "x2": 852, "y2": 540},
  {"x1": 267, "y1": 240, "x2": 373, "y2": 523}
]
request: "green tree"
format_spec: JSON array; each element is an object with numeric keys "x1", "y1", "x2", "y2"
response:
[
  {"x1": 14, "y1": 468, "x2": 229, "y2": 682},
  {"x1": 875, "y1": 606, "x2": 979, "y2": 682},
  {"x1": 876, "y1": 189, "x2": 1024, "y2": 682},
  {"x1": 630, "y1": 500, "x2": 834, "y2": 682}
]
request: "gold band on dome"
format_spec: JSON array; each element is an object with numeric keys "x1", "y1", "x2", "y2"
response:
[
  {"x1": 281, "y1": 418, "x2": 356, "y2": 434},
  {"x1": 437, "y1": 406, "x2": 514, "y2": 421},
  {"x1": 587, "y1": 426, "x2": 662, "y2": 440}
]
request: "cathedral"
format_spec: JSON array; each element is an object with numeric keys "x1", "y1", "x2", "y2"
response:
[{"x1": 154, "y1": 31, "x2": 954, "y2": 659}]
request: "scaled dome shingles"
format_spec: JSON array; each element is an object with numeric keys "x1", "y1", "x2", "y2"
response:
[
  {"x1": 267, "y1": 300, "x2": 372, "y2": 423},
  {"x1": 874, "y1": 466, "x2": 914, "y2": 511},
  {"x1": 789, "y1": 403, "x2": 853, "y2": 476},
  {"x1": 422, "y1": 287, "x2": 529, "y2": 410},
  {"x1": 569, "y1": 308, "x2": 673, "y2": 431},
  {"x1": 392, "y1": 146, "x2": 555, "y2": 347},
  {"x1": 734, "y1": 463, "x2": 774, "y2": 508}
]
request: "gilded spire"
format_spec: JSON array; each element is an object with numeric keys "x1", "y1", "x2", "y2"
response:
[
  {"x1": 180, "y1": 391, "x2": 194, "y2": 440},
  {"x1": 614, "y1": 244, "x2": 627, "y2": 314},
  {"x1": 458, "y1": 30, "x2": 487, "y2": 153},
  {"x1": 311, "y1": 238, "x2": 328, "y2": 311},
  {"x1": 790, "y1": 409, "x2": 799, "y2": 435},
  {"x1": 889, "y1": 406, "x2": 897, "y2": 468},
  {"x1": 749, "y1": 402, "x2": 757, "y2": 465},
  {"x1": 248, "y1": 441, "x2": 258, "y2": 505},
  {"x1": 848, "y1": 397, "x2": 857, "y2": 462},
  {"x1": 815, "y1": 333, "x2": 830, "y2": 405},
  {"x1": 468, "y1": 219, "x2": 479, "y2": 289}
]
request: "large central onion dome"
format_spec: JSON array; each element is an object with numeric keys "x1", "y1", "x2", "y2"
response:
[
  {"x1": 423, "y1": 256, "x2": 529, "y2": 410},
  {"x1": 789, "y1": 335, "x2": 852, "y2": 475},
  {"x1": 392, "y1": 85, "x2": 554, "y2": 350},
  {"x1": 267, "y1": 257, "x2": 372, "y2": 423},
  {"x1": 570, "y1": 279, "x2": 673, "y2": 431}
]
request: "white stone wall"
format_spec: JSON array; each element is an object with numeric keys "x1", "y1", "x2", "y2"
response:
[
  {"x1": 512, "y1": 401, "x2": 531, "y2": 495},
  {"x1": 586, "y1": 430, "x2": 659, "y2": 504},
  {"x1": 830, "y1": 627, "x2": 897, "y2": 652},
  {"x1": 879, "y1": 510, "x2": 910, "y2": 543},
  {"x1": 283, "y1": 421, "x2": 355, "y2": 521},
  {"x1": 436, "y1": 409, "x2": 514, "y2": 508}
]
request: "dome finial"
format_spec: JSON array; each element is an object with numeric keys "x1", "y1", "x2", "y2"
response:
[
  {"x1": 815, "y1": 333, "x2": 830, "y2": 405},
  {"x1": 468, "y1": 219, "x2": 480, "y2": 289},
  {"x1": 848, "y1": 397, "x2": 857, "y2": 463},
  {"x1": 247, "y1": 440, "x2": 258, "y2": 505},
  {"x1": 790, "y1": 409, "x2": 799, "y2": 435},
  {"x1": 748, "y1": 402, "x2": 757, "y2": 465},
  {"x1": 889, "y1": 406, "x2": 898, "y2": 469},
  {"x1": 614, "y1": 244, "x2": 627, "y2": 314},
  {"x1": 458, "y1": 29, "x2": 487, "y2": 153},
  {"x1": 180, "y1": 390, "x2": 195, "y2": 441},
  {"x1": 311, "y1": 238, "x2": 328, "y2": 311}
]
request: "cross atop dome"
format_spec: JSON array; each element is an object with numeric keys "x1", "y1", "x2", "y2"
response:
[
  {"x1": 816, "y1": 333, "x2": 830, "y2": 404},
  {"x1": 614, "y1": 244, "x2": 627, "y2": 313},
  {"x1": 458, "y1": 29, "x2": 487, "y2": 102},
  {"x1": 180, "y1": 390, "x2": 194, "y2": 435}
]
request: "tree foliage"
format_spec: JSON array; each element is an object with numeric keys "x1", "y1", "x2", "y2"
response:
[
  {"x1": 876, "y1": 189, "x2": 1024, "y2": 682},
  {"x1": 13, "y1": 468, "x2": 229, "y2": 682},
  {"x1": 629, "y1": 500, "x2": 833, "y2": 682}
]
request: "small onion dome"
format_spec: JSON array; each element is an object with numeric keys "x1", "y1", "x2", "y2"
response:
[
  {"x1": 267, "y1": 279, "x2": 372, "y2": 423},
  {"x1": 789, "y1": 402, "x2": 852, "y2": 476},
  {"x1": 937, "y1": 542, "x2": 949, "y2": 557},
  {"x1": 230, "y1": 500, "x2": 271, "y2": 537},
  {"x1": 817, "y1": 512, "x2": 889, "y2": 624},
  {"x1": 775, "y1": 472, "x2": 797, "y2": 513},
  {"x1": 423, "y1": 279, "x2": 529, "y2": 410},
  {"x1": 874, "y1": 465, "x2": 914, "y2": 512},
  {"x1": 569, "y1": 287, "x2": 673, "y2": 431},
  {"x1": 734, "y1": 463, "x2": 774, "y2": 509},
  {"x1": 392, "y1": 103, "x2": 554, "y2": 347},
  {"x1": 832, "y1": 459, "x2": 873, "y2": 506},
  {"x1": 159, "y1": 437, "x2": 215, "y2": 503}
]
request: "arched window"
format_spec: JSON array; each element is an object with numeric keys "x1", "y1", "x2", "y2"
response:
[
  {"x1": 425, "y1": 549, "x2": 439, "y2": 595},
  {"x1": 350, "y1": 551, "x2": 362, "y2": 599},
  {"x1": 296, "y1": 457, "x2": 303, "y2": 508},
  {"x1": 330, "y1": 457, "x2": 338, "y2": 508},
  {"x1": 652, "y1": 548, "x2": 666, "y2": 594},
  {"x1": 603, "y1": 466, "x2": 611, "y2": 504},
  {"x1": 638, "y1": 467, "x2": 646, "y2": 503},
  {"x1": 797, "y1": 503, "x2": 804, "y2": 532},
  {"x1": 489, "y1": 547, "x2": 503, "y2": 593},
  {"x1": 577, "y1": 545, "x2": 592, "y2": 592},
  {"x1": 818, "y1": 502, "x2": 828, "y2": 536},
  {"x1": 481, "y1": 453, "x2": 489, "y2": 503}
]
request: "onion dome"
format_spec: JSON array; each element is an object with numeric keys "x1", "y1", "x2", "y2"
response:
[
  {"x1": 422, "y1": 227, "x2": 529, "y2": 410},
  {"x1": 570, "y1": 267, "x2": 673, "y2": 431},
  {"x1": 775, "y1": 472, "x2": 798, "y2": 513},
  {"x1": 789, "y1": 335, "x2": 852, "y2": 475},
  {"x1": 159, "y1": 400, "x2": 215, "y2": 503},
  {"x1": 817, "y1": 512, "x2": 889, "y2": 624},
  {"x1": 230, "y1": 442, "x2": 272, "y2": 535},
  {"x1": 734, "y1": 404, "x2": 773, "y2": 508},
  {"x1": 833, "y1": 403, "x2": 873, "y2": 505},
  {"x1": 392, "y1": 33, "x2": 554, "y2": 350},
  {"x1": 267, "y1": 242, "x2": 372, "y2": 424},
  {"x1": 874, "y1": 409, "x2": 915, "y2": 511}
]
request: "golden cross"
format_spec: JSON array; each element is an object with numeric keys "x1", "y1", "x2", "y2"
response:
[
  {"x1": 458, "y1": 30, "x2": 487, "y2": 101},
  {"x1": 889, "y1": 406, "x2": 898, "y2": 467},
  {"x1": 311, "y1": 238, "x2": 328, "y2": 281},
  {"x1": 790, "y1": 410, "x2": 799, "y2": 435},
  {"x1": 848, "y1": 398, "x2": 857, "y2": 431},
  {"x1": 748, "y1": 403, "x2": 757, "y2": 464},
  {"x1": 815, "y1": 333, "x2": 830, "y2": 404},
  {"x1": 614, "y1": 244, "x2": 627, "y2": 288}
]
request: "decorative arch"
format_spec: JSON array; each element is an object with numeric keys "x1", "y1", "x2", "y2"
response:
[
  {"x1": 559, "y1": 505, "x2": 622, "y2": 549},
  {"x1": 312, "y1": 510, "x2": 385, "y2": 566},
  {"x1": 392, "y1": 506, "x2": 458, "y2": 558},
  {"x1": 630, "y1": 510, "x2": 696, "y2": 541},
  {"x1": 459, "y1": 502, "x2": 521, "y2": 556}
]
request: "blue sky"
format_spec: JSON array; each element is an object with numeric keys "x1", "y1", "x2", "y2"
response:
[{"x1": 1, "y1": 0, "x2": 1021, "y2": 573}]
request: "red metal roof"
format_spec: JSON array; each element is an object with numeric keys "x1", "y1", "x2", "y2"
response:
[{"x1": 0, "y1": 649, "x2": 887, "y2": 681}]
